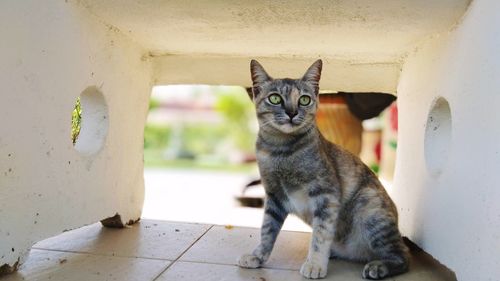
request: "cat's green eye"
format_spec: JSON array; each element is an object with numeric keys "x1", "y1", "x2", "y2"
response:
[
  {"x1": 299, "y1": 95, "x2": 311, "y2": 106},
  {"x1": 268, "y1": 94, "x2": 282, "y2": 105}
]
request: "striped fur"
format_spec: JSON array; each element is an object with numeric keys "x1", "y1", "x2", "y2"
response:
[{"x1": 237, "y1": 60, "x2": 409, "y2": 279}]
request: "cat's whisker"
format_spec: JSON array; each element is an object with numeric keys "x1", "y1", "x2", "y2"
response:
[{"x1": 259, "y1": 120, "x2": 275, "y2": 128}]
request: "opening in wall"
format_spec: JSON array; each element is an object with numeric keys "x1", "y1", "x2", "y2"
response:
[
  {"x1": 71, "y1": 86, "x2": 109, "y2": 156},
  {"x1": 141, "y1": 87, "x2": 398, "y2": 231},
  {"x1": 140, "y1": 85, "x2": 309, "y2": 229},
  {"x1": 424, "y1": 96, "x2": 452, "y2": 176}
]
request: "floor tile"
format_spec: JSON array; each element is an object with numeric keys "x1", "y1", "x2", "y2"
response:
[
  {"x1": 178, "y1": 226, "x2": 455, "y2": 281},
  {"x1": 33, "y1": 220, "x2": 211, "y2": 260},
  {"x1": 2, "y1": 249, "x2": 169, "y2": 281},
  {"x1": 179, "y1": 226, "x2": 309, "y2": 270},
  {"x1": 156, "y1": 261, "x2": 301, "y2": 281},
  {"x1": 159, "y1": 254, "x2": 454, "y2": 281},
  {"x1": 6, "y1": 223, "x2": 454, "y2": 281},
  {"x1": 401, "y1": 248, "x2": 456, "y2": 281},
  {"x1": 319, "y1": 249, "x2": 456, "y2": 281}
]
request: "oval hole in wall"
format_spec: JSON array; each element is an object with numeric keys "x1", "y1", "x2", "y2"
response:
[
  {"x1": 424, "y1": 97, "x2": 452, "y2": 176},
  {"x1": 71, "y1": 86, "x2": 109, "y2": 155}
]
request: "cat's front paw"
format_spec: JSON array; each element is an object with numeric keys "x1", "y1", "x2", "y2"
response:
[
  {"x1": 300, "y1": 260, "x2": 328, "y2": 279},
  {"x1": 237, "y1": 254, "x2": 263, "y2": 269}
]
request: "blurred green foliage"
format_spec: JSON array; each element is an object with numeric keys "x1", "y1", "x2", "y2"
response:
[
  {"x1": 144, "y1": 124, "x2": 171, "y2": 149},
  {"x1": 143, "y1": 148, "x2": 255, "y2": 172},
  {"x1": 369, "y1": 163, "x2": 380, "y2": 174},
  {"x1": 214, "y1": 88, "x2": 255, "y2": 152},
  {"x1": 143, "y1": 87, "x2": 257, "y2": 170},
  {"x1": 149, "y1": 98, "x2": 160, "y2": 110},
  {"x1": 181, "y1": 125, "x2": 227, "y2": 155}
]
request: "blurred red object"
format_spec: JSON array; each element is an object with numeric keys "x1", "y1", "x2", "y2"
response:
[{"x1": 390, "y1": 103, "x2": 398, "y2": 132}]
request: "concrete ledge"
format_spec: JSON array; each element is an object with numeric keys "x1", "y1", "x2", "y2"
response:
[{"x1": 152, "y1": 55, "x2": 401, "y2": 94}]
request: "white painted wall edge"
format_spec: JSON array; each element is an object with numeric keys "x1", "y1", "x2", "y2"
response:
[{"x1": 152, "y1": 55, "x2": 401, "y2": 94}]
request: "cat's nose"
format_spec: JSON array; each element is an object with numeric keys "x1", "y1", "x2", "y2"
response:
[{"x1": 286, "y1": 110, "x2": 298, "y2": 120}]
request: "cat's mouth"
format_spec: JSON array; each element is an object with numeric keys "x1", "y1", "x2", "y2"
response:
[
  {"x1": 274, "y1": 117, "x2": 304, "y2": 132},
  {"x1": 276, "y1": 118, "x2": 301, "y2": 126}
]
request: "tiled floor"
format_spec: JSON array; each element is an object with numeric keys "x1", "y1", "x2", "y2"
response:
[{"x1": 2, "y1": 220, "x2": 456, "y2": 281}]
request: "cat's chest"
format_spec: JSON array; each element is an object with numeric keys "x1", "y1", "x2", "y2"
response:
[
  {"x1": 284, "y1": 189, "x2": 313, "y2": 223},
  {"x1": 256, "y1": 149, "x2": 312, "y2": 179},
  {"x1": 257, "y1": 150, "x2": 316, "y2": 221}
]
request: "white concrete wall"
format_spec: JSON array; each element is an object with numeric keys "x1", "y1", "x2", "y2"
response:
[
  {"x1": 1, "y1": 0, "x2": 497, "y2": 279},
  {"x1": 0, "y1": 0, "x2": 152, "y2": 271},
  {"x1": 393, "y1": 0, "x2": 500, "y2": 279}
]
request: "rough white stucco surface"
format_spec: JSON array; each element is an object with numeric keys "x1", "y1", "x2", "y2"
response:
[
  {"x1": 81, "y1": 0, "x2": 470, "y2": 92},
  {"x1": 393, "y1": 0, "x2": 500, "y2": 280},
  {"x1": 81, "y1": 0, "x2": 470, "y2": 61},
  {"x1": 0, "y1": 0, "x2": 152, "y2": 270}
]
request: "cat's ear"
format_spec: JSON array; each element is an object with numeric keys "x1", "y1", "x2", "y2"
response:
[
  {"x1": 302, "y1": 59, "x2": 322, "y2": 95},
  {"x1": 245, "y1": 87, "x2": 253, "y2": 101},
  {"x1": 250, "y1": 60, "x2": 272, "y2": 98}
]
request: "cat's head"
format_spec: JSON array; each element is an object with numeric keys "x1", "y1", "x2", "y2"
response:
[{"x1": 249, "y1": 59, "x2": 322, "y2": 135}]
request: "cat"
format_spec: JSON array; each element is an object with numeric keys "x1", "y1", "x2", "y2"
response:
[{"x1": 237, "y1": 60, "x2": 409, "y2": 279}]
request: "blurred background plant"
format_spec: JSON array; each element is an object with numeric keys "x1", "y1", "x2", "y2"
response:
[
  {"x1": 143, "y1": 85, "x2": 257, "y2": 172},
  {"x1": 214, "y1": 87, "x2": 255, "y2": 153}
]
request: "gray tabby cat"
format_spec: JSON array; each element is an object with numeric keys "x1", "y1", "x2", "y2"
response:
[{"x1": 237, "y1": 60, "x2": 409, "y2": 279}]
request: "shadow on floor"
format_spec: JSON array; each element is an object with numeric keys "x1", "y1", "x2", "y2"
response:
[{"x1": 2, "y1": 219, "x2": 456, "y2": 281}]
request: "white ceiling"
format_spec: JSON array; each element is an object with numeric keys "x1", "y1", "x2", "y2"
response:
[{"x1": 81, "y1": 0, "x2": 471, "y2": 63}]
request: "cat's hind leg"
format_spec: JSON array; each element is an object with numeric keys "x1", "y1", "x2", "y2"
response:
[{"x1": 362, "y1": 216, "x2": 409, "y2": 280}]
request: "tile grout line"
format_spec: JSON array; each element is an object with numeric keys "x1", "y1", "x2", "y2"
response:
[
  {"x1": 172, "y1": 259, "x2": 299, "y2": 272},
  {"x1": 30, "y1": 247, "x2": 174, "y2": 262},
  {"x1": 152, "y1": 224, "x2": 215, "y2": 281}
]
